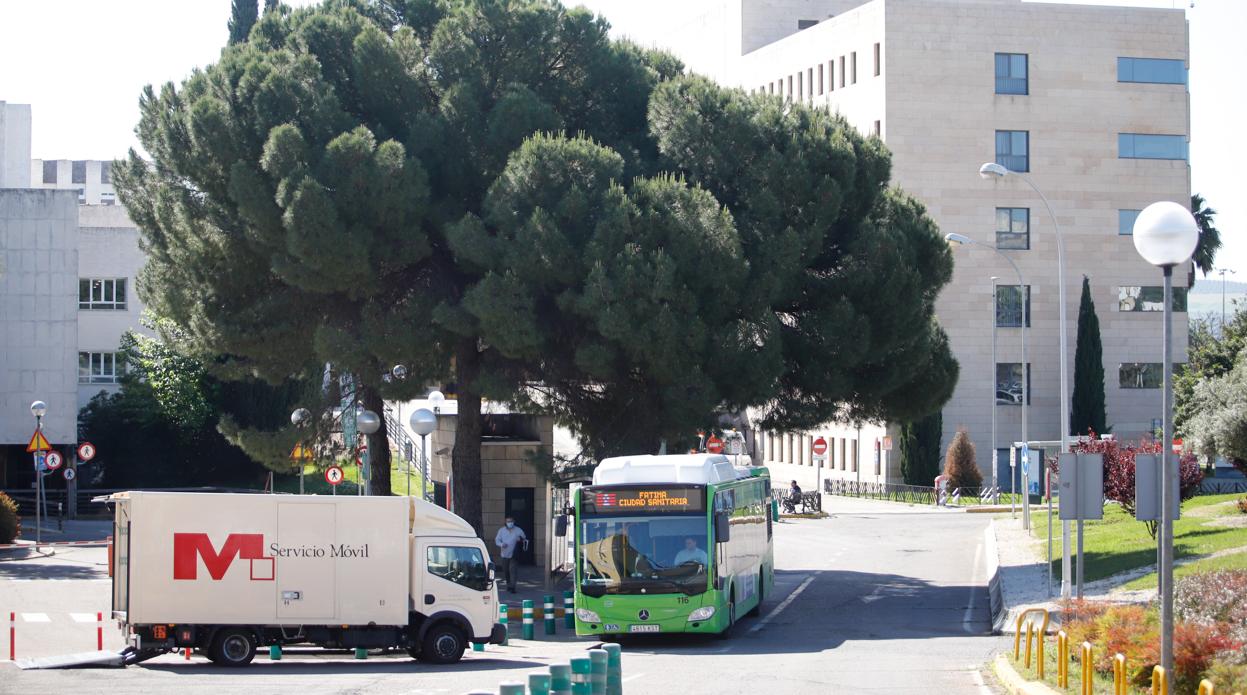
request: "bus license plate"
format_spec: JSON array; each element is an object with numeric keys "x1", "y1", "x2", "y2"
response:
[{"x1": 629, "y1": 624, "x2": 661, "y2": 633}]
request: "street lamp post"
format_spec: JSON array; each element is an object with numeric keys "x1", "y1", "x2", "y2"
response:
[
  {"x1": 1218, "y1": 268, "x2": 1236, "y2": 333},
  {"x1": 357, "y1": 410, "x2": 381, "y2": 496},
  {"x1": 979, "y1": 161, "x2": 1072, "y2": 596},
  {"x1": 946, "y1": 234, "x2": 1028, "y2": 526},
  {"x1": 290, "y1": 407, "x2": 311, "y2": 494},
  {"x1": 409, "y1": 408, "x2": 436, "y2": 499},
  {"x1": 1132, "y1": 200, "x2": 1199, "y2": 677},
  {"x1": 30, "y1": 401, "x2": 47, "y2": 548},
  {"x1": 990, "y1": 276, "x2": 1001, "y2": 507}
]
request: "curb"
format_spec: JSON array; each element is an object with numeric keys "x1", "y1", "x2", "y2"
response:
[
  {"x1": 986, "y1": 520, "x2": 1006, "y2": 634},
  {"x1": 0, "y1": 545, "x2": 34, "y2": 560},
  {"x1": 991, "y1": 654, "x2": 1062, "y2": 695}
]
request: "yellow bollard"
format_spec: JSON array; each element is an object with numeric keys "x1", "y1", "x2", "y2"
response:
[
  {"x1": 1025, "y1": 622, "x2": 1034, "y2": 669},
  {"x1": 1058, "y1": 631, "x2": 1069, "y2": 688},
  {"x1": 1014, "y1": 608, "x2": 1051, "y2": 660},
  {"x1": 1037, "y1": 628, "x2": 1045, "y2": 679},
  {"x1": 1152, "y1": 665, "x2": 1168, "y2": 695},
  {"x1": 1198, "y1": 680, "x2": 1215, "y2": 695},
  {"x1": 1081, "y1": 642, "x2": 1094, "y2": 695},
  {"x1": 1113, "y1": 654, "x2": 1127, "y2": 695}
]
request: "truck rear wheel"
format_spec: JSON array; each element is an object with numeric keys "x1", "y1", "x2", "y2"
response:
[
  {"x1": 416, "y1": 622, "x2": 466, "y2": 664},
  {"x1": 208, "y1": 629, "x2": 257, "y2": 667}
]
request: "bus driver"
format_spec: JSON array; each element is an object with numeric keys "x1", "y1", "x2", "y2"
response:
[{"x1": 673, "y1": 537, "x2": 708, "y2": 567}]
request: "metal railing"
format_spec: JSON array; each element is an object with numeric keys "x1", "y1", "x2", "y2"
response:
[{"x1": 823, "y1": 479, "x2": 936, "y2": 505}]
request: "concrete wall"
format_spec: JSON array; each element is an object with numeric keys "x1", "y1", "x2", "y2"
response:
[
  {"x1": 758, "y1": 420, "x2": 893, "y2": 493},
  {"x1": 76, "y1": 204, "x2": 148, "y2": 409},
  {"x1": 0, "y1": 189, "x2": 79, "y2": 446},
  {"x1": 0, "y1": 102, "x2": 32, "y2": 189}
]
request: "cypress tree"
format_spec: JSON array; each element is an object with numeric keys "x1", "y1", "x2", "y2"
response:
[
  {"x1": 227, "y1": 0, "x2": 258, "y2": 45},
  {"x1": 901, "y1": 410, "x2": 943, "y2": 486},
  {"x1": 1070, "y1": 276, "x2": 1108, "y2": 436}
]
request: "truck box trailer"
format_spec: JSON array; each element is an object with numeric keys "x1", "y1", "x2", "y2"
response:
[{"x1": 108, "y1": 491, "x2": 505, "y2": 666}]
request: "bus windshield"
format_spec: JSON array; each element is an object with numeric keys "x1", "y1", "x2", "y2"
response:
[{"x1": 578, "y1": 515, "x2": 709, "y2": 596}]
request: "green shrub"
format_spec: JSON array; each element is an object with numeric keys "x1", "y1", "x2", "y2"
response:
[
  {"x1": 1207, "y1": 660, "x2": 1247, "y2": 693},
  {"x1": 0, "y1": 491, "x2": 20, "y2": 544},
  {"x1": 943, "y1": 429, "x2": 982, "y2": 489},
  {"x1": 1174, "y1": 569, "x2": 1247, "y2": 643}
]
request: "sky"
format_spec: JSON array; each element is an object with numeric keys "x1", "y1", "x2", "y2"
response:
[{"x1": 1, "y1": 0, "x2": 1241, "y2": 278}]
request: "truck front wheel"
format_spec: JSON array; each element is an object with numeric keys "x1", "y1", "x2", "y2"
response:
[
  {"x1": 208, "y1": 629, "x2": 257, "y2": 667},
  {"x1": 416, "y1": 622, "x2": 466, "y2": 664}
]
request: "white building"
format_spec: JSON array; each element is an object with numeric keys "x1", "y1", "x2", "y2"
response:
[
  {"x1": 0, "y1": 102, "x2": 147, "y2": 488},
  {"x1": 651, "y1": 0, "x2": 1191, "y2": 490}
]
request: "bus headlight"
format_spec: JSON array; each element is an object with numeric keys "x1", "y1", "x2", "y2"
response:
[
  {"x1": 576, "y1": 608, "x2": 601, "y2": 623},
  {"x1": 687, "y1": 606, "x2": 716, "y2": 622}
]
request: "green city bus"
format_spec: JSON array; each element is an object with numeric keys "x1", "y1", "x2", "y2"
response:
[{"x1": 572, "y1": 454, "x2": 775, "y2": 636}]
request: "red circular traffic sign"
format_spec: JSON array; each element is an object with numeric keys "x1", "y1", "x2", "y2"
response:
[
  {"x1": 812, "y1": 437, "x2": 828, "y2": 457},
  {"x1": 706, "y1": 436, "x2": 724, "y2": 454},
  {"x1": 44, "y1": 450, "x2": 64, "y2": 470},
  {"x1": 325, "y1": 466, "x2": 344, "y2": 485},
  {"x1": 77, "y1": 442, "x2": 97, "y2": 461}
]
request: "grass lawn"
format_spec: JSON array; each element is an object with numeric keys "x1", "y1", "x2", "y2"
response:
[
  {"x1": 1026, "y1": 493, "x2": 1247, "y2": 582},
  {"x1": 271, "y1": 459, "x2": 434, "y2": 497},
  {"x1": 1009, "y1": 644, "x2": 1118, "y2": 695},
  {"x1": 1122, "y1": 547, "x2": 1247, "y2": 590}
]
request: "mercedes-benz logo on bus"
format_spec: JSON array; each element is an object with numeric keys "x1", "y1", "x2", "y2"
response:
[{"x1": 637, "y1": 609, "x2": 650, "y2": 621}]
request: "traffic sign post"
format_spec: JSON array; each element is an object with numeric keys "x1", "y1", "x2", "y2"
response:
[{"x1": 291, "y1": 443, "x2": 314, "y2": 495}]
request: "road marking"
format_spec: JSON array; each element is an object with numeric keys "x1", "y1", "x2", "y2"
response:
[
  {"x1": 970, "y1": 667, "x2": 994, "y2": 695},
  {"x1": 21, "y1": 613, "x2": 50, "y2": 622},
  {"x1": 70, "y1": 613, "x2": 97, "y2": 623},
  {"x1": 748, "y1": 573, "x2": 815, "y2": 634},
  {"x1": 963, "y1": 541, "x2": 983, "y2": 633}
]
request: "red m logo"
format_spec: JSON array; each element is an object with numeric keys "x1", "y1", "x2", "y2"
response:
[{"x1": 173, "y1": 533, "x2": 265, "y2": 580}]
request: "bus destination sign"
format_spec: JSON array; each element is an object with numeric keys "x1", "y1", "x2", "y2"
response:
[{"x1": 582, "y1": 486, "x2": 705, "y2": 515}]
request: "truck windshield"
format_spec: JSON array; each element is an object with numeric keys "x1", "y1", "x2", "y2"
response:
[{"x1": 578, "y1": 516, "x2": 709, "y2": 596}]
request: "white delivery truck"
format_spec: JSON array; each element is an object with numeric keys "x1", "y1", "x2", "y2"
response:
[{"x1": 107, "y1": 492, "x2": 505, "y2": 666}]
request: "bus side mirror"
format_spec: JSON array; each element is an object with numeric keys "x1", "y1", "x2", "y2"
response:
[
  {"x1": 714, "y1": 512, "x2": 731, "y2": 542},
  {"x1": 555, "y1": 515, "x2": 568, "y2": 538}
]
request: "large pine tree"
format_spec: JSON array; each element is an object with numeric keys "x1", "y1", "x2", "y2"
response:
[
  {"x1": 900, "y1": 411, "x2": 943, "y2": 486},
  {"x1": 115, "y1": 1, "x2": 958, "y2": 532},
  {"x1": 1070, "y1": 276, "x2": 1107, "y2": 436}
]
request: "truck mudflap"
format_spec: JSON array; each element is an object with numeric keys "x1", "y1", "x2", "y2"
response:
[
  {"x1": 120, "y1": 645, "x2": 165, "y2": 666},
  {"x1": 484, "y1": 623, "x2": 506, "y2": 645}
]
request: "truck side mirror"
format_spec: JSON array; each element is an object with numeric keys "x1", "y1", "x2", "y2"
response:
[
  {"x1": 714, "y1": 511, "x2": 731, "y2": 542},
  {"x1": 554, "y1": 515, "x2": 568, "y2": 538},
  {"x1": 488, "y1": 562, "x2": 497, "y2": 584}
]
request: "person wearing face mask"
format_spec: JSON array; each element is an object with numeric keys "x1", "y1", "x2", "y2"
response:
[{"x1": 494, "y1": 516, "x2": 528, "y2": 593}]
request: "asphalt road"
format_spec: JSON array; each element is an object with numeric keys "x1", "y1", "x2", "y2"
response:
[{"x1": 0, "y1": 497, "x2": 1005, "y2": 694}]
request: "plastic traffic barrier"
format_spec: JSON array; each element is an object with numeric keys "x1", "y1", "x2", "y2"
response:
[
  {"x1": 588, "y1": 648, "x2": 608, "y2": 695},
  {"x1": 563, "y1": 591, "x2": 574, "y2": 629},
  {"x1": 550, "y1": 663, "x2": 573, "y2": 695},
  {"x1": 571, "y1": 655, "x2": 593, "y2": 695},
  {"x1": 544, "y1": 595, "x2": 556, "y2": 635},
  {"x1": 523, "y1": 600, "x2": 535, "y2": 640},
  {"x1": 499, "y1": 603, "x2": 509, "y2": 645},
  {"x1": 603, "y1": 643, "x2": 623, "y2": 695}
]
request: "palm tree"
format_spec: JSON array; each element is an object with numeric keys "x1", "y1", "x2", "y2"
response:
[{"x1": 1190, "y1": 193, "x2": 1221, "y2": 286}]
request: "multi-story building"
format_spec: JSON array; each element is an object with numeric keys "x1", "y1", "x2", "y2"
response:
[
  {"x1": 651, "y1": 0, "x2": 1191, "y2": 488},
  {"x1": 0, "y1": 102, "x2": 146, "y2": 488}
]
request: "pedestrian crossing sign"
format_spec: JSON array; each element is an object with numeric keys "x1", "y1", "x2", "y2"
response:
[{"x1": 25, "y1": 429, "x2": 52, "y2": 453}]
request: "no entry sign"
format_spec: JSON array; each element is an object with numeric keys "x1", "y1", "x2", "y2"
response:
[
  {"x1": 705, "y1": 436, "x2": 724, "y2": 454},
  {"x1": 812, "y1": 437, "x2": 829, "y2": 460}
]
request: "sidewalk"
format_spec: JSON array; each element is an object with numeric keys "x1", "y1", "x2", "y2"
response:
[
  {"x1": 496, "y1": 569, "x2": 575, "y2": 620},
  {"x1": 991, "y1": 511, "x2": 1064, "y2": 633}
]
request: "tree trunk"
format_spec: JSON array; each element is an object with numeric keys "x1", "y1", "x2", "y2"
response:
[
  {"x1": 452, "y1": 339, "x2": 484, "y2": 536},
  {"x1": 361, "y1": 383, "x2": 392, "y2": 496}
]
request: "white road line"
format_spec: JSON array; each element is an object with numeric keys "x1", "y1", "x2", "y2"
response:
[
  {"x1": 70, "y1": 613, "x2": 98, "y2": 623},
  {"x1": 963, "y1": 541, "x2": 983, "y2": 634},
  {"x1": 21, "y1": 613, "x2": 50, "y2": 623},
  {"x1": 621, "y1": 673, "x2": 646, "y2": 683},
  {"x1": 748, "y1": 573, "x2": 815, "y2": 634},
  {"x1": 969, "y1": 667, "x2": 994, "y2": 695}
]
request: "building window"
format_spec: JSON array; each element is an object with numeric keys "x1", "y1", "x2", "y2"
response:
[
  {"x1": 76, "y1": 189, "x2": 86, "y2": 204},
  {"x1": 1119, "y1": 133, "x2": 1188, "y2": 160},
  {"x1": 839, "y1": 56, "x2": 845, "y2": 88},
  {"x1": 79, "y1": 278, "x2": 128, "y2": 310},
  {"x1": 874, "y1": 42, "x2": 881, "y2": 76},
  {"x1": 839, "y1": 439, "x2": 847, "y2": 470},
  {"x1": 851, "y1": 51, "x2": 857, "y2": 84},
  {"x1": 996, "y1": 208, "x2": 1030, "y2": 250},
  {"x1": 787, "y1": 75, "x2": 793, "y2": 101},
  {"x1": 72, "y1": 160, "x2": 87, "y2": 184},
  {"x1": 828, "y1": 60, "x2": 835, "y2": 91},
  {"x1": 818, "y1": 64, "x2": 825, "y2": 94},
  {"x1": 100, "y1": 192, "x2": 116, "y2": 206},
  {"x1": 851, "y1": 439, "x2": 858, "y2": 472},
  {"x1": 1117, "y1": 57, "x2": 1186, "y2": 85},
  {"x1": 79, "y1": 352, "x2": 123, "y2": 384},
  {"x1": 1120, "y1": 363, "x2": 1162, "y2": 389},
  {"x1": 996, "y1": 363, "x2": 1031, "y2": 405},
  {"x1": 42, "y1": 160, "x2": 57, "y2": 184},
  {"x1": 1118, "y1": 209, "x2": 1141, "y2": 235},
  {"x1": 100, "y1": 161, "x2": 112, "y2": 184},
  {"x1": 995, "y1": 53, "x2": 1028, "y2": 94},
  {"x1": 1118, "y1": 286, "x2": 1188, "y2": 313},
  {"x1": 769, "y1": 82, "x2": 775, "y2": 95},
  {"x1": 797, "y1": 19, "x2": 818, "y2": 30},
  {"x1": 807, "y1": 68, "x2": 813, "y2": 99},
  {"x1": 872, "y1": 120, "x2": 881, "y2": 137},
  {"x1": 995, "y1": 285, "x2": 1031, "y2": 327},
  {"x1": 995, "y1": 130, "x2": 1029, "y2": 172}
]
